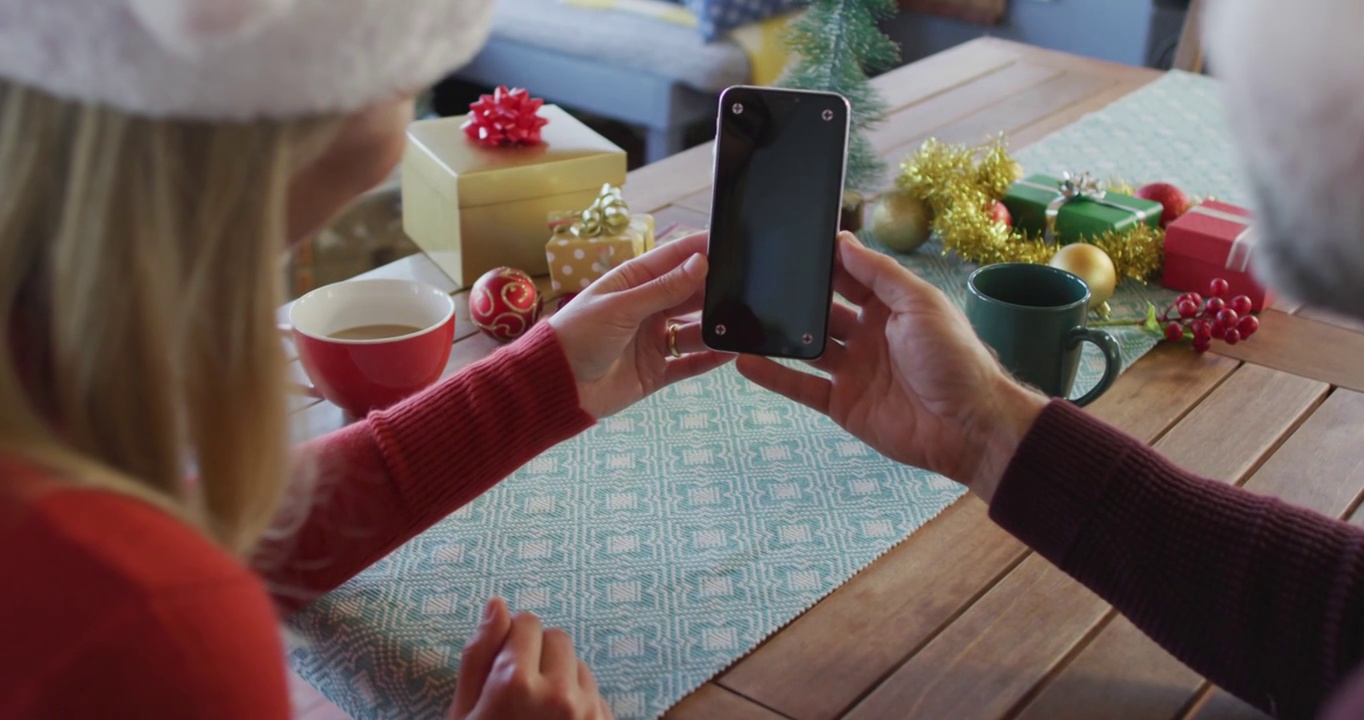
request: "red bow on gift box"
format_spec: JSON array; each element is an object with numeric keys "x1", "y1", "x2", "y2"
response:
[{"x1": 461, "y1": 86, "x2": 550, "y2": 147}]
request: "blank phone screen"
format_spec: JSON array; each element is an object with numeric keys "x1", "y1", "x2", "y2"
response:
[{"x1": 703, "y1": 87, "x2": 849, "y2": 359}]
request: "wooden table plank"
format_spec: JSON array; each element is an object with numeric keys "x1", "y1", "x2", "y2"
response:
[
  {"x1": 353, "y1": 253, "x2": 460, "y2": 294},
  {"x1": 720, "y1": 498, "x2": 1028, "y2": 720},
  {"x1": 863, "y1": 62, "x2": 1062, "y2": 167},
  {"x1": 652, "y1": 204, "x2": 712, "y2": 235},
  {"x1": 880, "y1": 70, "x2": 1113, "y2": 158},
  {"x1": 1082, "y1": 343, "x2": 1237, "y2": 444},
  {"x1": 1270, "y1": 295, "x2": 1303, "y2": 315},
  {"x1": 714, "y1": 347, "x2": 1236, "y2": 720},
  {"x1": 1239, "y1": 388, "x2": 1364, "y2": 512},
  {"x1": 841, "y1": 365, "x2": 1327, "y2": 720},
  {"x1": 865, "y1": 69, "x2": 1124, "y2": 189},
  {"x1": 622, "y1": 143, "x2": 713, "y2": 216},
  {"x1": 1185, "y1": 689, "x2": 1272, "y2": 720},
  {"x1": 845, "y1": 551, "x2": 1112, "y2": 720},
  {"x1": 1142, "y1": 365, "x2": 1326, "y2": 482},
  {"x1": 872, "y1": 37, "x2": 1022, "y2": 110},
  {"x1": 1212, "y1": 310, "x2": 1364, "y2": 393},
  {"x1": 1005, "y1": 77, "x2": 1155, "y2": 149},
  {"x1": 1293, "y1": 305, "x2": 1364, "y2": 335},
  {"x1": 675, "y1": 188, "x2": 713, "y2": 214},
  {"x1": 664, "y1": 683, "x2": 790, "y2": 720},
  {"x1": 620, "y1": 38, "x2": 1041, "y2": 215},
  {"x1": 290, "y1": 399, "x2": 348, "y2": 444},
  {"x1": 1004, "y1": 39, "x2": 1173, "y2": 84},
  {"x1": 1016, "y1": 387, "x2": 1364, "y2": 720},
  {"x1": 673, "y1": 71, "x2": 1153, "y2": 216},
  {"x1": 1017, "y1": 615, "x2": 1208, "y2": 720},
  {"x1": 287, "y1": 392, "x2": 321, "y2": 414}
]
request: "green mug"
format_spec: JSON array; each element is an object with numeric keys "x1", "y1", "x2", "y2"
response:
[{"x1": 965, "y1": 263, "x2": 1121, "y2": 406}]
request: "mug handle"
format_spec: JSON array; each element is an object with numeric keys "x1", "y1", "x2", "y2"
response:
[
  {"x1": 278, "y1": 322, "x2": 322, "y2": 399},
  {"x1": 1067, "y1": 327, "x2": 1122, "y2": 407}
]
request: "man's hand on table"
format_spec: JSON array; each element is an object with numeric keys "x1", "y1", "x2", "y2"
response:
[
  {"x1": 449, "y1": 598, "x2": 613, "y2": 720},
  {"x1": 737, "y1": 232, "x2": 1048, "y2": 503},
  {"x1": 549, "y1": 231, "x2": 733, "y2": 420}
]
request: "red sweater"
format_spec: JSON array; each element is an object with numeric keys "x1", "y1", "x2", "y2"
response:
[
  {"x1": 0, "y1": 323, "x2": 594, "y2": 718},
  {"x1": 3, "y1": 324, "x2": 1363, "y2": 718}
]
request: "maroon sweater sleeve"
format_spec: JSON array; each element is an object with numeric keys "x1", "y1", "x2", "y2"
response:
[
  {"x1": 256, "y1": 323, "x2": 595, "y2": 612},
  {"x1": 990, "y1": 400, "x2": 1364, "y2": 719}
]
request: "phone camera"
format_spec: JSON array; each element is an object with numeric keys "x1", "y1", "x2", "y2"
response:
[
  {"x1": 821, "y1": 109, "x2": 835, "y2": 121},
  {"x1": 714, "y1": 324, "x2": 728, "y2": 336},
  {"x1": 732, "y1": 103, "x2": 744, "y2": 115},
  {"x1": 802, "y1": 333, "x2": 815, "y2": 345}
]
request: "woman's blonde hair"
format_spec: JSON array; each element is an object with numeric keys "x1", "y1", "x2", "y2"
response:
[{"x1": 0, "y1": 80, "x2": 342, "y2": 555}]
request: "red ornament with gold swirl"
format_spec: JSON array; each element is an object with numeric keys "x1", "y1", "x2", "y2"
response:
[{"x1": 470, "y1": 267, "x2": 542, "y2": 343}]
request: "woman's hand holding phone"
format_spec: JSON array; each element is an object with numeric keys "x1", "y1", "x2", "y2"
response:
[{"x1": 548, "y1": 232, "x2": 733, "y2": 420}]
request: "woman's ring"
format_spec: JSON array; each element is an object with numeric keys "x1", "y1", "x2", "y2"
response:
[{"x1": 667, "y1": 323, "x2": 682, "y2": 358}]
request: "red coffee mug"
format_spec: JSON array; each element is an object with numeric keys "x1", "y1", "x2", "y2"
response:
[{"x1": 289, "y1": 279, "x2": 456, "y2": 416}]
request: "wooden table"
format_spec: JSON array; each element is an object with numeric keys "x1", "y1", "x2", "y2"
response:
[{"x1": 290, "y1": 38, "x2": 1364, "y2": 720}]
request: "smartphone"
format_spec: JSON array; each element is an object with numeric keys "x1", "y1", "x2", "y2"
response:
[{"x1": 702, "y1": 85, "x2": 851, "y2": 359}]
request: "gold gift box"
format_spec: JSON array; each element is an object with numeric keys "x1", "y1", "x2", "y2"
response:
[
  {"x1": 400, "y1": 105, "x2": 627, "y2": 287},
  {"x1": 547, "y1": 214, "x2": 655, "y2": 293}
]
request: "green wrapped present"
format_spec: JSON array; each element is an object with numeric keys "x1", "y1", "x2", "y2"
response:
[{"x1": 1003, "y1": 172, "x2": 1161, "y2": 244}]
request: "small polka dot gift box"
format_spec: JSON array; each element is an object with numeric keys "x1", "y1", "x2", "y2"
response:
[
  {"x1": 546, "y1": 185, "x2": 655, "y2": 293},
  {"x1": 401, "y1": 90, "x2": 626, "y2": 288}
]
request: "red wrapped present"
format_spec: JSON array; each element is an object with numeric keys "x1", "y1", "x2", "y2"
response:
[{"x1": 1163, "y1": 200, "x2": 1274, "y2": 312}]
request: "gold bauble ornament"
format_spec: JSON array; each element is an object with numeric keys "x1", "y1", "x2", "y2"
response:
[
  {"x1": 1007, "y1": 160, "x2": 1025, "y2": 181},
  {"x1": 1049, "y1": 243, "x2": 1117, "y2": 310},
  {"x1": 870, "y1": 188, "x2": 932, "y2": 253}
]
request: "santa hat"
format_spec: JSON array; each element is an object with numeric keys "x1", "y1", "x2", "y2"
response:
[{"x1": 0, "y1": 0, "x2": 495, "y2": 120}]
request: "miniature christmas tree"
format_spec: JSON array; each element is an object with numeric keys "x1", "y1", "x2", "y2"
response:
[{"x1": 776, "y1": 0, "x2": 901, "y2": 193}]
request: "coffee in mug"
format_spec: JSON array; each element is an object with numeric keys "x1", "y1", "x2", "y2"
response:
[
  {"x1": 289, "y1": 279, "x2": 456, "y2": 416},
  {"x1": 328, "y1": 324, "x2": 426, "y2": 341}
]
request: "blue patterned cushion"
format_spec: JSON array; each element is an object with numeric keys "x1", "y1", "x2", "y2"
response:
[{"x1": 680, "y1": 0, "x2": 803, "y2": 41}]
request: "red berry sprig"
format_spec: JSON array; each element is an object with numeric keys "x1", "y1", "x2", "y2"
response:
[{"x1": 1158, "y1": 277, "x2": 1258, "y2": 353}]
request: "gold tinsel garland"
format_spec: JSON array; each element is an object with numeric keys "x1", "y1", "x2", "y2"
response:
[{"x1": 895, "y1": 136, "x2": 1167, "y2": 282}]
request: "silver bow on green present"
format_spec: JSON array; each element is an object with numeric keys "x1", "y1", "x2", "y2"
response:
[
  {"x1": 550, "y1": 184, "x2": 632, "y2": 238},
  {"x1": 1047, "y1": 172, "x2": 1104, "y2": 231},
  {"x1": 1043, "y1": 171, "x2": 1144, "y2": 241},
  {"x1": 1056, "y1": 171, "x2": 1107, "y2": 201}
]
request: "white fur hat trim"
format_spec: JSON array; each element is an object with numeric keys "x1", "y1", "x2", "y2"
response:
[{"x1": 0, "y1": 0, "x2": 496, "y2": 120}]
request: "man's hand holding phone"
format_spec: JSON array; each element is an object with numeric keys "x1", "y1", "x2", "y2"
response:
[{"x1": 736, "y1": 232, "x2": 1048, "y2": 502}]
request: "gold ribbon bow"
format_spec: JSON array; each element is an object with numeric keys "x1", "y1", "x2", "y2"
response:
[
  {"x1": 550, "y1": 184, "x2": 632, "y2": 238},
  {"x1": 1018, "y1": 172, "x2": 1155, "y2": 241}
]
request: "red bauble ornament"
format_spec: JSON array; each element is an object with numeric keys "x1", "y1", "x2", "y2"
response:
[
  {"x1": 1135, "y1": 182, "x2": 1191, "y2": 228},
  {"x1": 470, "y1": 267, "x2": 542, "y2": 343},
  {"x1": 461, "y1": 86, "x2": 550, "y2": 147},
  {"x1": 990, "y1": 200, "x2": 1012, "y2": 228}
]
